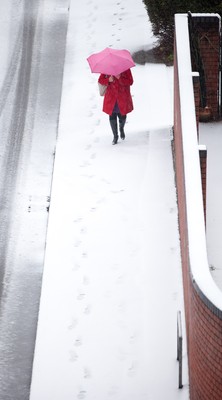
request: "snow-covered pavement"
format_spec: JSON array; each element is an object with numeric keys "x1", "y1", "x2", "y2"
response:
[{"x1": 29, "y1": 0, "x2": 189, "y2": 399}]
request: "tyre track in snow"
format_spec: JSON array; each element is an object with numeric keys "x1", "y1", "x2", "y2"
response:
[
  {"x1": 0, "y1": 1, "x2": 70, "y2": 399},
  {"x1": 0, "y1": 0, "x2": 39, "y2": 295}
]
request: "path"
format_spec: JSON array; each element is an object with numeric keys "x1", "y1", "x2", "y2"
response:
[{"x1": 29, "y1": 1, "x2": 189, "y2": 399}]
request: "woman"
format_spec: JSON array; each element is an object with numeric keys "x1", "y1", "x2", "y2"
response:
[{"x1": 98, "y1": 69, "x2": 134, "y2": 145}]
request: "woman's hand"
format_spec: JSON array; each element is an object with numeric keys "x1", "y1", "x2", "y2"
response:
[{"x1": 109, "y1": 75, "x2": 114, "y2": 82}]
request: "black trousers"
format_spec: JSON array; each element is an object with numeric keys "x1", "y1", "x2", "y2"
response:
[
  {"x1": 109, "y1": 112, "x2": 126, "y2": 140},
  {"x1": 109, "y1": 112, "x2": 126, "y2": 129}
]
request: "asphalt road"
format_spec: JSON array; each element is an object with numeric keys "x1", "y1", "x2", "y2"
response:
[{"x1": 0, "y1": 1, "x2": 70, "y2": 398}]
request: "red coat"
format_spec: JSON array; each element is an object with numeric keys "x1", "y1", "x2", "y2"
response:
[{"x1": 98, "y1": 69, "x2": 134, "y2": 116}]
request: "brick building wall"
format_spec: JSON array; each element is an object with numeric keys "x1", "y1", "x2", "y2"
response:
[
  {"x1": 174, "y1": 14, "x2": 222, "y2": 400},
  {"x1": 189, "y1": 15, "x2": 221, "y2": 119},
  {"x1": 192, "y1": 74, "x2": 200, "y2": 134}
]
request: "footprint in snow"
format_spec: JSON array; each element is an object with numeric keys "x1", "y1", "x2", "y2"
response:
[
  {"x1": 77, "y1": 293, "x2": 86, "y2": 301},
  {"x1": 80, "y1": 226, "x2": 87, "y2": 234},
  {"x1": 116, "y1": 275, "x2": 125, "y2": 285},
  {"x1": 68, "y1": 318, "x2": 78, "y2": 330},
  {"x1": 118, "y1": 348, "x2": 128, "y2": 361},
  {"x1": 118, "y1": 301, "x2": 126, "y2": 314},
  {"x1": 74, "y1": 238, "x2": 82, "y2": 248},
  {"x1": 97, "y1": 197, "x2": 106, "y2": 205},
  {"x1": 101, "y1": 177, "x2": 111, "y2": 185},
  {"x1": 72, "y1": 263, "x2": 81, "y2": 272},
  {"x1": 129, "y1": 332, "x2": 138, "y2": 344},
  {"x1": 108, "y1": 386, "x2": 119, "y2": 396},
  {"x1": 84, "y1": 304, "x2": 92, "y2": 315},
  {"x1": 127, "y1": 361, "x2": 137, "y2": 377},
  {"x1": 74, "y1": 217, "x2": 83, "y2": 223},
  {"x1": 77, "y1": 390, "x2": 87, "y2": 399},
  {"x1": 82, "y1": 174, "x2": 95, "y2": 179},
  {"x1": 111, "y1": 188, "x2": 125, "y2": 194},
  {"x1": 172, "y1": 292, "x2": 178, "y2": 300},
  {"x1": 75, "y1": 337, "x2": 82, "y2": 347},
  {"x1": 84, "y1": 367, "x2": 91, "y2": 379},
  {"x1": 89, "y1": 93, "x2": 95, "y2": 100},
  {"x1": 83, "y1": 276, "x2": 90, "y2": 285},
  {"x1": 69, "y1": 350, "x2": 78, "y2": 362},
  {"x1": 80, "y1": 160, "x2": 91, "y2": 168}
]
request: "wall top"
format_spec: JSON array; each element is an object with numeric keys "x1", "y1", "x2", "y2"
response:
[{"x1": 175, "y1": 13, "x2": 222, "y2": 313}]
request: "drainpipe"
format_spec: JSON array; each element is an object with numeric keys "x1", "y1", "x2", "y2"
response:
[{"x1": 219, "y1": 15, "x2": 221, "y2": 117}]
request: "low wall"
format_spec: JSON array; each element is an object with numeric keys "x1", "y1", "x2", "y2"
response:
[{"x1": 174, "y1": 14, "x2": 222, "y2": 400}]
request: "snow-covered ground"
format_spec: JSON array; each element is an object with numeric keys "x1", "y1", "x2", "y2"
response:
[
  {"x1": 200, "y1": 121, "x2": 222, "y2": 291},
  {"x1": 29, "y1": 0, "x2": 189, "y2": 399}
]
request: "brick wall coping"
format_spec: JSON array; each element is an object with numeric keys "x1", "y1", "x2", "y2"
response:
[
  {"x1": 189, "y1": 12, "x2": 221, "y2": 20},
  {"x1": 198, "y1": 144, "x2": 207, "y2": 151},
  {"x1": 175, "y1": 14, "x2": 222, "y2": 311}
]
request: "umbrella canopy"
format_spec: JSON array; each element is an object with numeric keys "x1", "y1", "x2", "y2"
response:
[{"x1": 87, "y1": 47, "x2": 135, "y2": 76}]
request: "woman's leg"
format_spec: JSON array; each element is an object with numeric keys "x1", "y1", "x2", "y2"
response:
[
  {"x1": 118, "y1": 114, "x2": 127, "y2": 140},
  {"x1": 109, "y1": 112, "x2": 118, "y2": 145}
]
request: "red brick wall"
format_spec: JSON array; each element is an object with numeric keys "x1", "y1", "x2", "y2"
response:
[
  {"x1": 174, "y1": 20, "x2": 222, "y2": 399},
  {"x1": 189, "y1": 285, "x2": 222, "y2": 400},
  {"x1": 174, "y1": 43, "x2": 191, "y2": 345},
  {"x1": 192, "y1": 16, "x2": 220, "y2": 119}
]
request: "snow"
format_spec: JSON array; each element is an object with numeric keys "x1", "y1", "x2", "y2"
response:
[
  {"x1": 190, "y1": 12, "x2": 221, "y2": 19},
  {"x1": 175, "y1": 13, "x2": 222, "y2": 311},
  {"x1": 200, "y1": 121, "x2": 222, "y2": 291},
  {"x1": 29, "y1": 1, "x2": 189, "y2": 399}
]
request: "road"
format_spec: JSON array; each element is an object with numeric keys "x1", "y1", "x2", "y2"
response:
[{"x1": 0, "y1": 1, "x2": 70, "y2": 398}]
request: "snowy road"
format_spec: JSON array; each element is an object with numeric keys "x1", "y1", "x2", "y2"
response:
[{"x1": 0, "y1": 1, "x2": 69, "y2": 399}]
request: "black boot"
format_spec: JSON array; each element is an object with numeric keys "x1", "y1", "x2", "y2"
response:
[
  {"x1": 109, "y1": 116, "x2": 118, "y2": 145},
  {"x1": 118, "y1": 114, "x2": 126, "y2": 140},
  {"x1": 112, "y1": 136, "x2": 118, "y2": 145}
]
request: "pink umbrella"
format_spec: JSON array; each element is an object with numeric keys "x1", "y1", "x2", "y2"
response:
[{"x1": 87, "y1": 47, "x2": 135, "y2": 76}]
